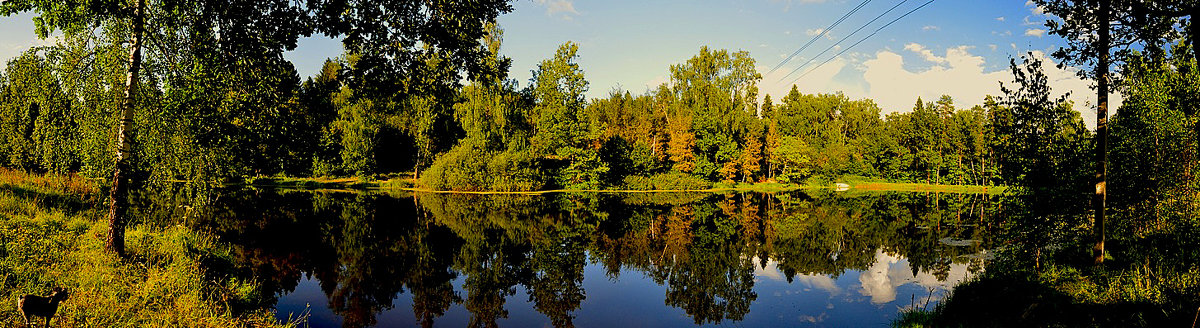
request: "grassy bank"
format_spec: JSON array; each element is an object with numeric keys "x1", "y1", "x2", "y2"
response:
[
  {"x1": 846, "y1": 181, "x2": 1005, "y2": 194},
  {"x1": 894, "y1": 262, "x2": 1200, "y2": 327},
  {"x1": 0, "y1": 169, "x2": 299, "y2": 327},
  {"x1": 894, "y1": 203, "x2": 1200, "y2": 327},
  {"x1": 841, "y1": 176, "x2": 1007, "y2": 195},
  {"x1": 244, "y1": 175, "x2": 1006, "y2": 194}
]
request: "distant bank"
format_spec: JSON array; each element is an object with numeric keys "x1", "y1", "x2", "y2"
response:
[{"x1": 235, "y1": 176, "x2": 1007, "y2": 195}]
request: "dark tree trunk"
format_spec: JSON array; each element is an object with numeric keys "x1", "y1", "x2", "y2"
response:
[
  {"x1": 106, "y1": 0, "x2": 145, "y2": 257},
  {"x1": 1190, "y1": 5, "x2": 1199, "y2": 65},
  {"x1": 1093, "y1": 0, "x2": 1110, "y2": 265}
]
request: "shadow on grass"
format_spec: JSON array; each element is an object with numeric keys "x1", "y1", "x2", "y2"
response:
[
  {"x1": 0, "y1": 183, "x2": 96, "y2": 214},
  {"x1": 896, "y1": 273, "x2": 1193, "y2": 327}
]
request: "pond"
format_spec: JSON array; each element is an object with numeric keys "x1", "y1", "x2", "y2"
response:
[{"x1": 159, "y1": 190, "x2": 1003, "y2": 327}]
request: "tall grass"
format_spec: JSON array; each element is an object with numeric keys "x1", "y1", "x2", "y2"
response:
[{"x1": 0, "y1": 169, "x2": 301, "y2": 327}]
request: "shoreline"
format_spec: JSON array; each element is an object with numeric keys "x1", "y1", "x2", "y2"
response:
[{"x1": 235, "y1": 176, "x2": 1008, "y2": 195}]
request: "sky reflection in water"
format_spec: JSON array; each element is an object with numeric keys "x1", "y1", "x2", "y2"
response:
[
  {"x1": 165, "y1": 190, "x2": 995, "y2": 327},
  {"x1": 280, "y1": 247, "x2": 979, "y2": 327}
]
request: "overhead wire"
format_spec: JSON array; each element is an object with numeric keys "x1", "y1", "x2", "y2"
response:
[
  {"x1": 776, "y1": 0, "x2": 913, "y2": 84},
  {"x1": 766, "y1": 0, "x2": 875, "y2": 75},
  {"x1": 787, "y1": 0, "x2": 937, "y2": 86}
]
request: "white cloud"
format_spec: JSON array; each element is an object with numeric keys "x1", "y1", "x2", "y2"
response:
[
  {"x1": 762, "y1": 45, "x2": 1121, "y2": 130},
  {"x1": 1025, "y1": 28, "x2": 1046, "y2": 37},
  {"x1": 754, "y1": 257, "x2": 840, "y2": 295},
  {"x1": 857, "y1": 250, "x2": 975, "y2": 304},
  {"x1": 904, "y1": 43, "x2": 948, "y2": 64},
  {"x1": 644, "y1": 74, "x2": 668, "y2": 90},
  {"x1": 806, "y1": 28, "x2": 835, "y2": 39},
  {"x1": 761, "y1": 56, "x2": 858, "y2": 100},
  {"x1": 0, "y1": 35, "x2": 61, "y2": 64},
  {"x1": 989, "y1": 44, "x2": 998, "y2": 51},
  {"x1": 533, "y1": 0, "x2": 579, "y2": 19},
  {"x1": 996, "y1": 16, "x2": 1006, "y2": 22},
  {"x1": 922, "y1": 25, "x2": 940, "y2": 31},
  {"x1": 858, "y1": 46, "x2": 1118, "y2": 129},
  {"x1": 1024, "y1": 0, "x2": 1045, "y2": 15},
  {"x1": 1023, "y1": 15, "x2": 1042, "y2": 26},
  {"x1": 798, "y1": 312, "x2": 829, "y2": 323}
]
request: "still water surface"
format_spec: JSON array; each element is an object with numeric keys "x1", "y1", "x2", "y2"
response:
[{"x1": 172, "y1": 190, "x2": 1000, "y2": 327}]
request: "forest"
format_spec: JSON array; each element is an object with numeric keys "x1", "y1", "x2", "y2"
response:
[
  {"x1": 0, "y1": 0, "x2": 1199, "y2": 326},
  {"x1": 0, "y1": 0, "x2": 1188, "y2": 197},
  {"x1": 0, "y1": 24, "x2": 1093, "y2": 193}
]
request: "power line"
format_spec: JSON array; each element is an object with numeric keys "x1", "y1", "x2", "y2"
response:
[
  {"x1": 776, "y1": 0, "x2": 912, "y2": 84},
  {"x1": 767, "y1": 0, "x2": 875, "y2": 75},
  {"x1": 788, "y1": 0, "x2": 937, "y2": 86}
]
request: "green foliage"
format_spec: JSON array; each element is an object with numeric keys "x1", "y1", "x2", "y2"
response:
[
  {"x1": 420, "y1": 142, "x2": 544, "y2": 191},
  {"x1": 670, "y1": 47, "x2": 761, "y2": 180},
  {"x1": 1109, "y1": 44, "x2": 1200, "y2": 233},
  {"x1": 554, "y1": 146, "x2": 609, "y2": 190},
  {"x1": 420, "y1": 143, "x2": 492, "y2": 191},
  {"x1": 997, "y1": 54, "x2": 1091, "y2": 199},
  {"x1": 0, "y1": 52, "x2": 79, "y2": 174},
  {"x1": 332, "y1": 88, "x2": 382, "y2": 177},
  {"x1": 422, "y1": 42, "x2": 1090, "y2": 191},
  {"x1": 531, "y1": 42, "x2": 591, "y2": 156},
  {"x1": 771, "y1": 136, "x2": 812, "y2": 184},
  {"x1": 0, "y1": 170, "x2": 296, "y2": 327},
  {"x1": 621, "y1": 172, "x2": 712, "y2": 190}
]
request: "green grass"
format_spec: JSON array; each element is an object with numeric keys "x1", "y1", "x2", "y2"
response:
[
  {"x1": 0, "y1": 169, "x2": 302, "y2": 327},
  {"x1": 240, "y1": 174, "x2": 1006, "y2": 195},
  {"x1": 840, "y1": 176, "x2": 1007, "y2": 194},
  {"x1": 894, "y1": 229, "x2": 1200, "y2": 327},
  {"x1": 892, "y1": 266, "x2": 1200, "y2": 327}
]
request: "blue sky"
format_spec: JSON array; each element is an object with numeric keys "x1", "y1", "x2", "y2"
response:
[{"x1": 0, "y1": 0, "x2": 1111, "y2": 127}]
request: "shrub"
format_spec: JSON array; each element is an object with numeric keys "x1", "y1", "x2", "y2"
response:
[
  {"x1": 621, "y1": 172, "x2": 711, "y2": 190},
  {"x1": 649, "y1": 172, "x2": 711, "y2": 190},
  {"x1": 621, "y1": 175, "x2": 654, "y2": 190},
  {"x1": 488, "y1": 150, "x2": 544, "y2": 192},
  {"x1": 421, "y1": 144, "x2": 545, "y2": 192}
]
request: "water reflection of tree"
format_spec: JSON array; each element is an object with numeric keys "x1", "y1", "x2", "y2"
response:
[
  {"x1": 169, "y1": 189, "x2": 1000, "y2": 326},
  {"x1": 663, "y1": 197, "x2": 757, "y2": 324},
  {"x1": 525, "y1": 197, "x2": 594, "y2": 327}
]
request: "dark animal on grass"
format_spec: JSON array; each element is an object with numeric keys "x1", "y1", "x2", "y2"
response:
[{"x1": 17, "y1": 287, "x2": 68, "y2": 327}]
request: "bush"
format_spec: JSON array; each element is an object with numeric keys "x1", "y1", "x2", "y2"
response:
[
  {"x1": 420, "y1": 143, "x2": 491, "y2": 191},
  {"x1": 621, "y1": 175, "x2": 654, "y2": 190},
  {"x1": 621, "y1": 172, "x2": 712, "y2": 190},
  {"x1": 421, "y1": 144, "x2": 545, "y2": 191},
  {"x1": 650, "y1": 172, "x2": 711, "y2": 190},
  {"x1": 488, "y1": 150, "x2": 544, "y2": 191}
]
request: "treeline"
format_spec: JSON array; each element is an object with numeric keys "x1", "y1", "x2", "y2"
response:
[
  {"x1": 418, "y1": 31, "x2": 1091, "y2": 191},
  {"x1": 0, "y1": 26, "x2": 1189, "y2": 194}
]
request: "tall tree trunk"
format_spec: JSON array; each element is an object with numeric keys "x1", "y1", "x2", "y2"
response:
[
  {"x1": 106, "y1": 0, "x2": 145, "y2": 257},
  {"x1": 1190, "y1": 5, "x2": 1199, "y2": 65},
  {"x1": 1093, "y1": 0, "x2": 1110, "y2": 265}
]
